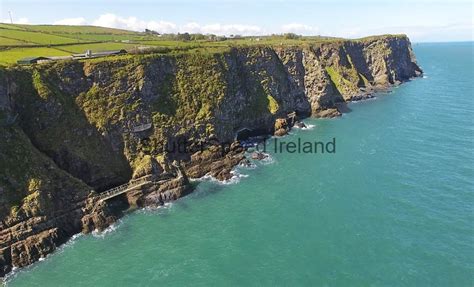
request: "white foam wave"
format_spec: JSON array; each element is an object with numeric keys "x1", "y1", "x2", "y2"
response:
[
  {"x1": 350, "y1": 96, "x2": 377, "y2": 103},
  {"x1": 192, "y1": 170, "x2": 249, "y2": 185},
  {"x1": 301, "y1": 124, "x2": 315, "y2": 130},
  {"x1": 138, "y1": 201, "x2": 174, "y2": 215},
  {"x1": 92, "y1": 220, "x2": 122, "y2": 238},
  {"x1": 291, "y1": 122, "x2": 316, "y2": 130},
  {"x1": 189, "y1": 174, "x2": 214, "y2": 183},
  {"x1": 225, "y1": 170, "x2": 249, "y2": 184},
  {"x1": 241, "y1": 161, "x2": 257, "y2": 169},
  {"x1": 259, "y1": 153, "x2": 275, "y2": 165}
]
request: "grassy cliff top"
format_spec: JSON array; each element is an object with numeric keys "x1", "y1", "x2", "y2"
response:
[{"x1": 0, "y1": 23, "x2": 407, "y2": 65}]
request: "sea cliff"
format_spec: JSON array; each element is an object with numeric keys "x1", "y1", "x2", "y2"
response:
[{"x1": 0, "y1": 34, "x2": 422, "y2": 277}]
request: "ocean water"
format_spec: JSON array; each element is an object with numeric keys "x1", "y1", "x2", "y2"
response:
[{"x1": 6, "y1": 42, "x2": 473, "y2": 286}]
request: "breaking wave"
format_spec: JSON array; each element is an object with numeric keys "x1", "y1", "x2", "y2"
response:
[
  {"x1": 92, "y1": 220, "x2": 123, "y2": 238},
  {"x1": 191, "y1": 170, "x2": 249, "y2": 185}
]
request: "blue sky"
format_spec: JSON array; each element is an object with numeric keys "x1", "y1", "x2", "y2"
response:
[{"x1": 1, "y1": 0, "x2": 472, "y2": 42}]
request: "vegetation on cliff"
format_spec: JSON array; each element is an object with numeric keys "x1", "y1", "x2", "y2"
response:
[
  {"x1": 0, "y1": 124, "x2": 90, "y2": 219},
  {"x1": 6, "y1": 64, "x2": 132, "y2": 191}
]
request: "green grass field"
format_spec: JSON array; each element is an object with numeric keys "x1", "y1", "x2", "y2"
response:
[
  {"x1": 0, "y1": 23, "x2": 155, "y2": 64},
  {"x1": 59, "y1": 42, "x2": 143, "y2": 53},
  {"x1": 55, "y1": 33, "x2": 154, "y2": 42},
  {"x1": 0, "y1": 22, "x2": 403, "y2": 66},
  {"x1": 14, "y1": 24, "x2": 137, "y2": 34},
  {"x1": 0, "y1": 47, "x2": 71, "y2": 65},
  {"x1": 0, "y1": 36, "x2": 33, "y2": 46},
  {"x1": 0, "y1": 29, "x2": 83, "y2": 45},
  {"x1": 0, "y1": 23, "x2": 24, "y2": 30}
]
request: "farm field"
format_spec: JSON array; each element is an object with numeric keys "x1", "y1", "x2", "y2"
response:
[
  {"x1": 59, "y1": 42, "x2": 144, "y2": 53},
  {"x1": 0, "y1": 23, "x2": 156, "y2": 64},
  {"x1": 0, "y1": 47, "x2": 71, "y2": 65},
  {"x1": 0, "y1": 29, "x2": 82, "y2": 45},
  {"x1": 0, "y1": 36, "x2": 33, "y2": 46},
  {"x1": 0, "y1": 22, "x2": 397, "y2": 66}
]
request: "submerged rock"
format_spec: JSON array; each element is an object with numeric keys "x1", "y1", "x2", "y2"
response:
[
  {"x1": 251, "y1": 152, "x2": 268, "y2": 160},
  {"x1": 274, "y1": 128, "x2": 288, "y2": 136},
  {"x1": 274, "y1": 118, "x2": 290, "y2": 136},
  {"x1": 240, "y1": 158, "x2": 252, "y2": 167},
  {"x1": 295, "y1": 121, "x2": 307, "y2": 129},
  {"x1": 314, "y1": 108, "x2": 342, "y2": 118}
]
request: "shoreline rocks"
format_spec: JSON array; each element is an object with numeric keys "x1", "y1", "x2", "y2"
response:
[
  {"x1": 274, "y1": 118, "x2": 290, "y2": 136},
  {"x1": 295, "y1": 121, "x2": 307, "y2": 129}
]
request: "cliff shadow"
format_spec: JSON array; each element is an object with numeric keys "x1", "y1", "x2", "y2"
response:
[
  {"x1": 336, "y1": 102, "x2": 352, "y2": 114},
  {"x1": 9, "y1": 68, "x2": 132, "y2": 191}
]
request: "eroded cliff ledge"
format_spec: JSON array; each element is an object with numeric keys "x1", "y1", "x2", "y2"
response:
[{"x1": 0, "y1": 34, "x2": 422, "y2": 277}]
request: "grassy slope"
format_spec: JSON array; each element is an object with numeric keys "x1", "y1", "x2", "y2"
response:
[
  {"x1": 59, "y1": 42, "x2": 142, "y2": 53},
  {"x1": 0, "y1": 29, "x2": 83, "y2": 45},
  {"x1": 0, "y1": 36, "x2": 32, "y2": 46},
  {"x1": 8, "y1": 64, "x2": 132, "y2": 188},
  {"x1": 0, "y1": 124, "x2": 91, "y2": 219}
]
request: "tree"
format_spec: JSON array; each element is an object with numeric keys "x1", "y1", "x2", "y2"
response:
[{"x1": 283, "y1": 33, "x2": 300, "y2": 39}]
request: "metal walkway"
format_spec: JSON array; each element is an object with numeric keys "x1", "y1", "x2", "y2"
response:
[
  {"x1": 94, "y1": 161, "x2": 183, "y2": 204},
  {"x1": 96, "y1": 175, "x2": 152, "y2": 203}
]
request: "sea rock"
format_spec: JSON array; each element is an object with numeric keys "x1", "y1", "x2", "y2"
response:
[
  {"x1": 251, "y1": 152, "x2": 268, "y2": 160},
  {"x1": 274, "y1": 128, "x2": 288, "y2": 137},
  {"x1": 184, "y1": 143, "x2": 245, "y2": 181},
  {"x1": 274, "y1": 118, "x2": 289, "y2": 136},
  {"x1": 314, "y1": 108, "x2": 342, "y2": 118},
  {"x1": 295, "y1": 121, "x2": 307, "y2": 128}
]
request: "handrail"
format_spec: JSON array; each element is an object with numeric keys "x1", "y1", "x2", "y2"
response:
[
  {"x1": 93, "y1": 172, "x2": 179, "y2": 204},
  {"x1": 96, "y1": 175, "x2": 152, "y2": 201}
]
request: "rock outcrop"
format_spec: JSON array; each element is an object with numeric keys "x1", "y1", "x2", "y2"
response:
[{"x1": 0, "y1": 34, "x2": 422, "y2": 277}]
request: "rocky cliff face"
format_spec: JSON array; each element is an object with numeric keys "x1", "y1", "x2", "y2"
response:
[{"x1": 0, "y1": 34, "x2": 421, "y2": 277}]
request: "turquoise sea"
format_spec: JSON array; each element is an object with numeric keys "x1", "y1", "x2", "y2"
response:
[{"x1": 6, "y1": 42, "x2": 474, "y2": 286}]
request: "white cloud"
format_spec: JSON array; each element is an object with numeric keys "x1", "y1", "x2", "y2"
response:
[
  {"x1": 53, "y1": 13, "x2": 466, "y2": 41},
  {"x1": 146, "y1": 20, "x2": 177, "y2": 33},
  {"x1": 53, "y1": 13, "x2": 262, "y2": 35},
  {"x1": 90, "y1": 14, "x2": 177, "y2": 33},
  {"x1": 195, "y1": 23, "x2": 263, "y2": 35},
  {"x1": 2, "y1": 17, "x2": 29, "y2": 24},
  {"x1": 17, "y1": 17, "x2": 30, "y2": 24},
  {"x1": 54, "y1": 17, "x2": 87, "y2": 26},
  {"x1": 92, "y1": 14, "x2": 146, "y2": 31},
  {"x1": 332, "y1": 22, "x2": 474, "y2": 42},
  {"x1": 336, "y1": 27, "x2": 363, "y2": 38},
  {"x1": 181, "y1": 22, "x2": 264, "y2": 36},
  {"x1": 182, "y1": 22, "x2": 201, "y2": 33},
  {"x1": 281, "y1": 23, "x2": 319, "y2": 35},
  {"x1": 88, "y1": 13, "x2": 262, "y2": 36}
]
